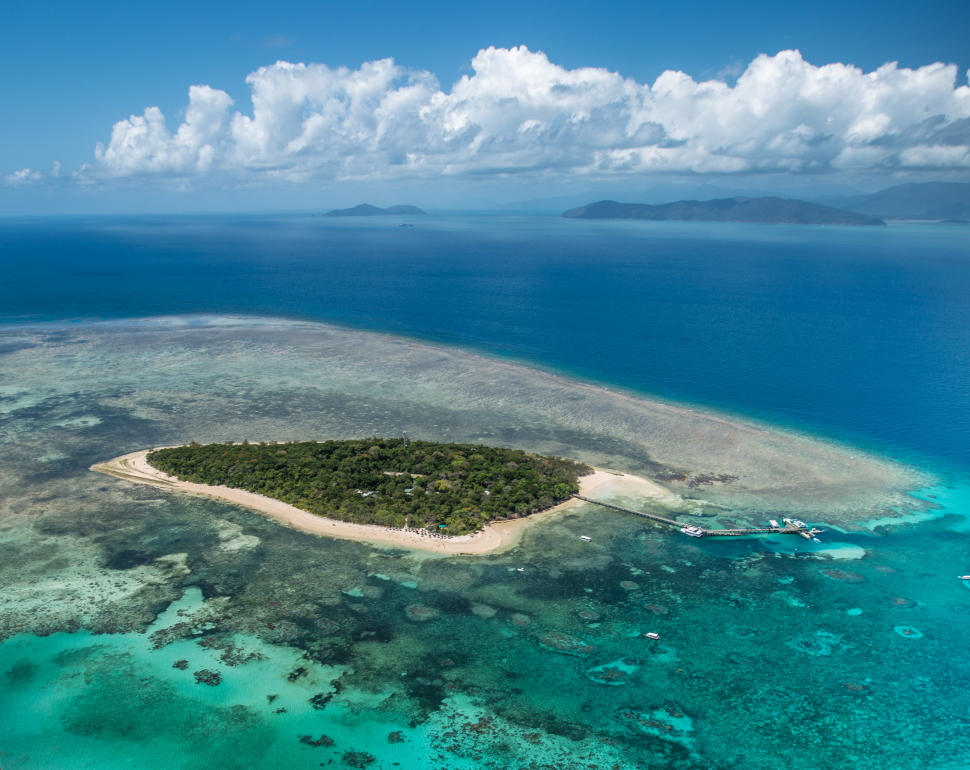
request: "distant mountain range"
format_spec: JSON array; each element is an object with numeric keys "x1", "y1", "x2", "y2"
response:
[
  {"x1": 324, "y1": 183, "x2": 970, "y2": 221},
  {"x1": 816, "y1": 182, "x2": 970, "y2": 220},
  {"x1": 324, "y1": 204, "x2": 426, "y2": 216},
  {"x1": 562, "y1": 197, "x2": 885, "y2": 225},
  {"x1": 496, "y1": 183, "x2": 865, "y2": 211}
]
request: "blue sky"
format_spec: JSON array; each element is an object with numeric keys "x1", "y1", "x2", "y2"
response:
[{"x1": 3, "y1": 0, "x2": 969, "y2": 212}]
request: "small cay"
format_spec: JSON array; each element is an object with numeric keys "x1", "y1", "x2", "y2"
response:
[{"x1": 146, "y1": 439, "x2": 592, "y2": 536}]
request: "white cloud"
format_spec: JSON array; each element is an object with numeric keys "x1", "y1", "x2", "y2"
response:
[
  {"x1": 95, "y1": 86, "x2": 234, "y2": 175},
  {"x1": 6, "y1": 168, "x2": 41, "y2": 184},
  {"x1": 5, "y1": 162, "x2": 61, "y2": 185},
  {"x1": 90, "y1": 47, "x2": 970, "y2": 182}
]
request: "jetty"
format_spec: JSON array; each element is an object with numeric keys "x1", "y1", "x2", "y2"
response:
[{"x1": 571, "y1": 495, "x2": 823, "y2": 539}]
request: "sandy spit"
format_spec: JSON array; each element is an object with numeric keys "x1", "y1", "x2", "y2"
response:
[{"x1": 91, "y1": 450, "x2": 677, "y2": 555}]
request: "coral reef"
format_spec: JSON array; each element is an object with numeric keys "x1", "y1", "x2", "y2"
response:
[{"x1": 192, "y1": 669, "x2": 222, "y2": 686}]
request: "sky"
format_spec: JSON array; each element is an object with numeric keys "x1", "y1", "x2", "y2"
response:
[{"x1": 3, "y1": 0, "x2": 969, "y2": 213}]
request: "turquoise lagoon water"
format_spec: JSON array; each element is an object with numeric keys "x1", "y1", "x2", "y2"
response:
[{"x1": 1, "y1": 215, "x2": 969, "y2": 769}]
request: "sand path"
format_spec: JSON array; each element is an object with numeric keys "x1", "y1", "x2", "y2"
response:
[{"x1": 91, "y1": 450, "x2": 677, "y2": 555}]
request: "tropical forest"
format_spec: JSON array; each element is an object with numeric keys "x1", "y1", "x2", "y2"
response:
[{"x1": 147, "y1": 439, "x2": 592, "y2": 535}]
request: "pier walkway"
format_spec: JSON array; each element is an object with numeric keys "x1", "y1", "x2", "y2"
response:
[
  {"x1": 572, "y1": 495, "x2": 691, "y2": 528},
  {"x1": 571, "y1": 495, "x2": 823, "y2": 539}
]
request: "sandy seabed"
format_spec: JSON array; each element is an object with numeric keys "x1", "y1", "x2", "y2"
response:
[{"x1": 93, "y1": 450, "x2": 680, "y2": 555}]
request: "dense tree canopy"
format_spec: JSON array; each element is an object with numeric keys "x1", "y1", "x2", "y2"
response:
[{"x1": 147, "y1": 439, "x2": 592, "y2": 535}]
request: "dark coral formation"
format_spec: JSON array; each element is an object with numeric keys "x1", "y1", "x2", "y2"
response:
[
  {"x1": 196, "y1": 636, "x2": 267, "y2": 666},
  {"x1": 299, "y1": 734, "x2": 335, "y2": 747},
  {"x1": 341, "y1": 750, "x2": 376, "y2": 767},
  {"x1": 192, "y1": 669, "x2": 222, "y2": 686}
]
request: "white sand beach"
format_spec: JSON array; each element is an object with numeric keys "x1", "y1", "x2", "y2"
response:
[{"x1": 91, "y1": 450, "x2": 678, "y2": 555}]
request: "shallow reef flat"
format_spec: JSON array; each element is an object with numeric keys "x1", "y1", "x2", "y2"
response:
[
  {"x1": 1, "y1": 316, "x2": 965, "y2": 770},
  {"x1": 1, "y1": 315, "x2": 926, "y2": 523}
]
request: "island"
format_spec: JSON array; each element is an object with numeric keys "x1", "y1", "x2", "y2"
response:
[
  {"x1": 816, "y1": 181, "x2": 970, "y2": 221},
  {"x1": 147, "y1": 439, "x2": 588, "y2": 534},
  {"x1": 93, "y1": 440, "x2": 680, "y2": 554},
  {"x1": 324, "y1": 204, "x2": 426, "y2": 216},
  {"x1": 561, "y1": 197, "x2": 885, "y2": 225}
]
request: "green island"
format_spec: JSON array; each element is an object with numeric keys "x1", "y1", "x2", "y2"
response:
[{"x1": 147, "y1": 439, "x2": 592, "y2": 536}]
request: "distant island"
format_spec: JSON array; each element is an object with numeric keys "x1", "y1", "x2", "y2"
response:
[
  {"x1": 324, "y1": 204, "x2": 426, "y2": 217},
  {"x1": 816, "y1": 182, "x2": 970, "y2": 221},
  {"x1": 146, "y1": 439, "x2": 591, "y2": 536},
  {"x1": 562, "y1": 197, "x2": 885, "y2": 225}
]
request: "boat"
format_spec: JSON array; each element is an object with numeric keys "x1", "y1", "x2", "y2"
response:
[
  {"x1": 769, "y1": 519, "x2": 779, "y2": 528},
  {"x1": 680, "y1": 526, "x2": 704, "y2": 538},
  {"x1": 644, "y1": 632, "x2": 660, "y2": 640},
  {"x1": 960, "y1": 575, "x2": 970, "y2": 580},
  {"x1": 791, "y1": 519, "x2": 807, "y2": 528},
  {"x1": 580, "y1": 535, "x2": 592, "y2": 542},
  {"x1": 515, "y1": 568, "x2": 525, "y2": 572}
]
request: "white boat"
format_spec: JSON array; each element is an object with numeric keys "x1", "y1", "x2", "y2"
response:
[
  {"x1": 792, "y1": 519, "x2": 807, "y2": 528},
  {"x1": 644, "y1": 632, "x2": 660, "y2": 640},
  {"x1": 680, "y1": 526, "x2": 704, "y2": 538},
  {"x1": 580, "y1": 535, "x2": 592, "y2": 542},
  {"x1": 515, "y1": 568, "x2": 525, "y2": 572},
  {"x1": 960, "y1": 575, "x2": 970, "y2": 580},
  {"x1": 769, "y1": 520, "x2": 779, "y2": 528}
]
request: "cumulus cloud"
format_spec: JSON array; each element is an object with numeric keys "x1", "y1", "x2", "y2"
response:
[
  {"x1": 5, "y1": 161, "x2": 61, "y2": 185},
  {"x1": 91, "y1": 47, "x2": 970, "y2": 182},
  {"x1": 6, "y1": 168, "x2": 43, "y2": 185}
]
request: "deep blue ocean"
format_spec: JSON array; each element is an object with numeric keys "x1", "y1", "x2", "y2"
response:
[{"x1": 2, "y1": 213, "x2": 968, "y2": 473}]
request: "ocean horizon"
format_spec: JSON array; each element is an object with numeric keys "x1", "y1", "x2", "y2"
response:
[{"x1": 3, "y1": 212, "x2": 969, "y2": 471}]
